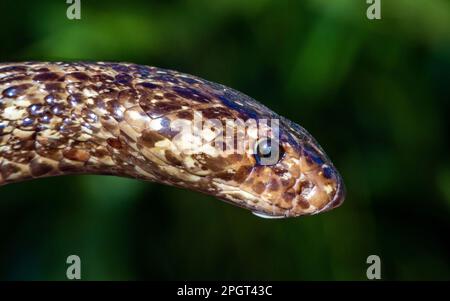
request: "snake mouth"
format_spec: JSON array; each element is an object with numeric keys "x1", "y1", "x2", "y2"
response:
[{"x1": 211, "y1": 179, "x2": 291, "y2": 218}]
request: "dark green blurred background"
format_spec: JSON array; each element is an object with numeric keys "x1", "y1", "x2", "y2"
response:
[{"x1": 0, "y1": 0, "x2": 449, "y2": 280}]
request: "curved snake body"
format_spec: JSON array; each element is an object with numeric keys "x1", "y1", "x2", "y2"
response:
[{"x1": 0, "y1": 62, "x2": 344, "y2": 218}]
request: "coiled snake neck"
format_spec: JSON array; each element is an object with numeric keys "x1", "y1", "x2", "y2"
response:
[{"x1": 0, "y1": 62, "x2": 344, "y2": 218}]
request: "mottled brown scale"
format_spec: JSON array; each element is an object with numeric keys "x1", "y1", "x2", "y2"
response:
[
  {"x1": 215, "y1": 171, "x2": 234, "y2": 181},
  {"x1": 33, "y1": 67, "x2": 50, "y2": 73},
  {"x1": 281, "y1": 177, "x2": 296, "y2": 188},
  {"x1": 139, "y1": 129, "x2": 165, "y2": 148},
  {"x1": 141, "y1": 101, "x2": 183, "y2": 118},
  {"x1": 58, "y1": 159, "x2": 83, "y2": 172},
  {"x1": 118, "y1": 89, "x2": 138, "y2": 105},
  {"x1": 30, "y1": 158, "x2": 54, "y2": 177},
  {"x1": 63, "y1": 148, "x2": 91, "y2": 162},
  {"x1": 267, "y1": 178, "x2": 280, "y2": 191},
  {"x1": 164, "y1": 150, "x2": 183, "y2": 166},
  {"x1": 33, "y1": 72, "x2": 61, "y2": 82},
  {"x1": 252, "y1": 182, "x2": 265, "y2": 194},
  {"x1": 67, "y1": 93, "x2": 84, "y2": 106},
  {"x1": 0, "y1": 61, "x2": 344, "y2": 218},
  {"x1": 176, "y1": 110, "x2": 194, "y2": 120},
  {"x1": 200, "y1": 106, "x2": 235, "y2": 119},
  {"x1": 163, "y1": 93, "x2": 178, "y2": 101},
  {"x1": 107, "y1": 137, "x2": 123, "y2": 149},
  {"x1": 45, "y1": 83, "x2": 65, "y2": 93},
  {"x1": 233, "y1": 166, "x2": 252, "y2": 183},
  {"x1": 282, "y1": 189, "x2": 296, "y2": 202},
  {"x1": 0, "y1": 163, "x2": 20, "y2": 179},
  {"x1": 2, "y1": 84, "x2": 33, "y2": 98},
  {"x1": 0, "y1": 75, "x2": 30, "y2": 85},
  {"x1": 35, "y1": 147, "x2": 63, "y2": 161},
  {"x1": 298, "y1": 198, "x2": 310, "y2": 209},
  {"x1": 11, "y1": 151, "x2": 35, "y2": 164},
  {"x1": 67, "y1": 72, "x2": 91, "y2": 81},
  {"x1": 0, "y1": 65, "x2": 28, "y2": 73},
  {"x1": 106, "y1": 100, "x2": 124, "y2": 121},
  {"x1": 203, "y1": 156, "x2": 227, "y2": 172},
  {"x1": 297, "y1": 180, "x2": 313, "y2": 194},
  {"x1": 91, "y1": 74, "x2": 115, "y2": 83}
]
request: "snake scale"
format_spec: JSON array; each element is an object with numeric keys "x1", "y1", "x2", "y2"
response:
[{"x1": 0, "y1": 62, "x2": 344, "y2": 218}]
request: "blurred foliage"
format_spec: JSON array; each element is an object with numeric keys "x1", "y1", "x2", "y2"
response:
[{"x1": 0, "y1": 0, "x2": 449, "y2": 280}]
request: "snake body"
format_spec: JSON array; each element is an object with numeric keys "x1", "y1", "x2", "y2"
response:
[{"x1": 0, "y1": 62, "x2": 344, "y2": 218}]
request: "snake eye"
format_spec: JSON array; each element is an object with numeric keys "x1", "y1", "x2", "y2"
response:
[{"x1": 254, "y1": 138, "x2": 285, "y2": 166}]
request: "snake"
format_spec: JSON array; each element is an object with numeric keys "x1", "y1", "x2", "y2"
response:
[{"x1": 0, "y1": 62, "x2": 345, "y2": 218}]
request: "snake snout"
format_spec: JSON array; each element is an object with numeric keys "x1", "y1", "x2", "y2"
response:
[{"x1": 318, "y1": 171, "x2": 345, "y2": 213}]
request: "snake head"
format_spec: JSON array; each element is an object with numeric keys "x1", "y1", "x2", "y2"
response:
[
  {"x1": 134, "y1": 109, "x2": 345, "y2": 219},
  {"x1": 118, "y1": 67, "x2": 345, "y2": 218},
  {"x1": 240, "y1": 117, "x2": 346, "y2": 218},
  {"x1": 190, "y1": 114, "x2": 346, "y2": 219},
  {"x1": 130, "y1": 107, "x2": 344, "y2": 218},
  {"x1": 190, "y1": 88, "x2": 345, "y2": 218}
]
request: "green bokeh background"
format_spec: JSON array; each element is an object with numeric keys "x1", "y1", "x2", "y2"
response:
[{"x1": 0, "y1": 0, "x2": 449, "y2": 280}]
